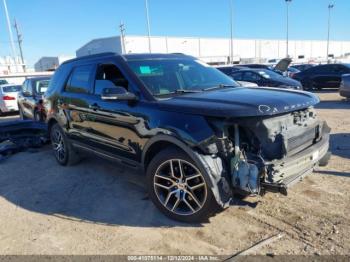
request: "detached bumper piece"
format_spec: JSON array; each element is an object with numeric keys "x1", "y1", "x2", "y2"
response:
[
  {"x1": 261, "y1": 130, "x2": 330, "y2": 196},
  {"x1": 0, "y1": 120, "x2": 48, "y2": 160}
]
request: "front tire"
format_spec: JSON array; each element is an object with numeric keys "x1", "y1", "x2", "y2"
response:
[
  {"x1": 146, "y1": 148, "x2": 218, "y2": 223},
  {"x1": 50, "y1": 123, "x2": 81, "y2": 166}
]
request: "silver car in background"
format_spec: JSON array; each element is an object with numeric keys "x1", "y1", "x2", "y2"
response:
[
  {"x1": 340, "y1": 74, "x2": 350, "y2": 99},
  {"x1": 0, "y1": 84, "x2": 22, "y2": 115}
]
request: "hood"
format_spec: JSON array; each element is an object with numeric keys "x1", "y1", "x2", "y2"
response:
[
  {"x1": 157, "y1": 87, "x2": 319, "y2": 118},
  {"x1": 274, "y1": 57, "x2": 292, "y2": 72}
]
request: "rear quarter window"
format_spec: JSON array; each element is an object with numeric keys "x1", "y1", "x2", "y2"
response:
[
  {"x1": 46, "y1": 64, "x2": 71, "y2": 96},
  {"x1": 2, "y1": 85, "x2": 21, "y2": 93}
]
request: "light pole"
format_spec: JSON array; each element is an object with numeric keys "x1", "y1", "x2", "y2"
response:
[
  {"x1": 145, "y1": 0, "x2": 152, "y2": 53},
  {"x1": 285, "y1": 0, "x2": 292, "y2": 58},
  {"x1": 229, "y1": 0, "x2": 234, "y2": 64},
  {"x1": 327, "y1": 4, "x2": 334, "y2": 63},
  {"x1": 3, "y1": 0, "x2": 18, "y2": 71}
]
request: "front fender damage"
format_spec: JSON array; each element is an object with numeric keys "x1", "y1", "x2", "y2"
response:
[{"x1": 194, "y1": 152, "x2": 232, "y2": 208}]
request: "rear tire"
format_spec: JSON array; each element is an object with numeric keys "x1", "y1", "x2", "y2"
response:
[
  {"x1": 19, "y1": 105, "x2": 26, "y2": 120},
  {"x1": 50, "y1": 123, "x2": 82, "y2": 166},
  {"x1": 146, "y1": 147, "x2": 219, "y2": 223},
  {"x1": 34, "y1": 110, "x2": 42, "y2": 122}
]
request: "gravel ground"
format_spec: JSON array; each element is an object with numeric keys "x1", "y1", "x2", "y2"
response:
[{"x1": 0, "y1": 91, "x2": 349, "y2": 256}]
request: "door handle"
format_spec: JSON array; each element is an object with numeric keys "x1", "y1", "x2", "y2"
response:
[{"x1": 89, "y1": 103, "x2": 100, "y2": 111}]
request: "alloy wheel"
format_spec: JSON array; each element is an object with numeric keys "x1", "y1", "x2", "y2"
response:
[
  {"x1": 153, "y1": 159, "x2": 207, "y2": 216},
  {"x1": 51, "y1": 129, "x2": 66, "y2": 162}
]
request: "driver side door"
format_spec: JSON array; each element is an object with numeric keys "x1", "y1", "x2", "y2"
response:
[{"x1": 84, "y1": 62, "x2": 144, "y2": 163}]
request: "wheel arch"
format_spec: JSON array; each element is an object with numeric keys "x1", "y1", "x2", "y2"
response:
[
  {"x1": 47, "y1": 117, "x2": 58, "y2": 136},
  {"x1": 142, "y1": 135, "x2": 196, "y2": 172}
]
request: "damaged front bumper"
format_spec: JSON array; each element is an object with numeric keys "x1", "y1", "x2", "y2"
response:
[
  {"x1": 194, "y1": 117, "x2": 331, "y2": 208},
  {"x1": 261, "y1": 130, "x2": 330, "y2": 195}
]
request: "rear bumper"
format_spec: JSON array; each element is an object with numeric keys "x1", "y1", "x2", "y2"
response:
[
  {"x1": 0, "y1": 102, "x2": 18, "y2": 112},
  {"x1": 261, "y1": 128, "x2": 330, "y2": 194}
]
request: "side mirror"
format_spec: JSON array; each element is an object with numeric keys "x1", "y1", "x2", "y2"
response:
[{"x1": 101, "y1": 86, "x2": 137, "y2": 101}]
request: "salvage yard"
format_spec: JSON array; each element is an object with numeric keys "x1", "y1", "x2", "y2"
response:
[{"x1": 0, "y1": 91, "x2": 349, "y2": 256}]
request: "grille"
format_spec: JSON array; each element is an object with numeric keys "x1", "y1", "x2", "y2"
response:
[{"x1": 287, "y1": 127, "x2": 316, "y2": 153}]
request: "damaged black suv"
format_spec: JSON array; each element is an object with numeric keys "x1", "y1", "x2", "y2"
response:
[{"x1": 44, "y1": 53, "x2": 330, "y2": 222}]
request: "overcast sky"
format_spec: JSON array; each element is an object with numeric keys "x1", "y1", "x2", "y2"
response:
[{"x1": 0, "y1": 0, "x2": 348, "y2": 67}]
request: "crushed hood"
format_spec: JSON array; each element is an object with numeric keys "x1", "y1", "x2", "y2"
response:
[{"x1": 157, "y1": 87, "x2": 319, "y2": 118}]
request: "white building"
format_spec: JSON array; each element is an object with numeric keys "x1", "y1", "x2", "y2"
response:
[
  {"x1": 76, "y1": 35, "x2": 350, "y2": 64},
  {"x1": 34, "y1": 55, "x2": 75, "y2": 72},
  {"x1": 0, "y1": 56, "x2": 26, "y2": 75}
]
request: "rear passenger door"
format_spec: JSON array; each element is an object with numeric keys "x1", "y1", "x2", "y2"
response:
[{"x1": 59, "y1": 64, "x2": 97, "y2": 144}]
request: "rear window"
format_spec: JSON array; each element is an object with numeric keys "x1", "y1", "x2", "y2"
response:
[
  {"x1": 33, "y1": 79, "x2": 50, "y2": 94},
  {"x1": 0, "y1": 79, "x2": 8, "y2": 85},
  {"x1": 2, "y1": 85, "x2": 21, "y2": 93}
]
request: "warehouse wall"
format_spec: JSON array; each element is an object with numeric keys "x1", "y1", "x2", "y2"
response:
[
  {"x1": 76, "y1": 35, "x2": 350, "y2": 62},
  {"x1": 76, "y1": 36, "x2": 123, "y2": 57}
]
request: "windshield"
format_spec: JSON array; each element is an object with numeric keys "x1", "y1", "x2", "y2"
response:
[
  {"x1": 34, "y1": 79, "x2": 50, "y2": 94},
  {"x1": 0, "y1": 79, "x2": 9, "y2": 85},
  {"x1": 127, "y1": 59, "x2": 239, "y2": 96},
  {"x1": 257, "y1": 69, "x2": 285, "y2": 79},
  {"x1": 2, "y1": 85, "x2": 21, "y2": 93}
]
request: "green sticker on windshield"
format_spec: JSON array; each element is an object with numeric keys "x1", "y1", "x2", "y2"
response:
[{"x1": 140, "y1": 66, "x2": 151, "y2": 74}]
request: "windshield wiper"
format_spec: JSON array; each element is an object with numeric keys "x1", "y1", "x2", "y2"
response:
[
  {"x1": 202, "y1": 84, "x2": 237, "y2": 91},
  {"x1": 154, "y1": 89, "x2": 202, "y2": 97}
]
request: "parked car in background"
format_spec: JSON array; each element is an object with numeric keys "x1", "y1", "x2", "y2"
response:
[
  {"x1": 290, "y1": 64, "x2": 316, "y2": 72},
  {"x1": 229, "y1": 69, "x2": 303, "y2": 90},
  {"x1": 286, "y1": 67, "x2": 301, "y2": 78},
  {"x1": 339, "y1": 74, "x2": 350, "y2": 98},
  {"x1": 18, "y1": 76, "x2": 51, "y2": 121},
  {"x1": 0, "y1": 84, "x2": 22, "y2": 115},
  {"x1": 239, "y1": 64, "x2": 273, "y2": 70},
  {"x1": 216, "y1": 65, "x2": 247, "y2": 75},
  {"x1": 44, "y1": 53, "x2": 329, "y2": 222},
  {"x1": 292, "y1": 63, "x2": 350, "y2": 90}
]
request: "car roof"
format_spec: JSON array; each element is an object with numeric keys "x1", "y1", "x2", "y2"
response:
[
  {"x1": 26, "y1": 76, "x2": 51, "y2": 81},
  {"x1": 216, "y1": 65, "x2": 245, "y2": 69},
  {"x1": 231, "y1": 68, "x2": 267, "y2": 73},
  {"x1": 0, "y1": 84, "x2": 22, "y2": 87},
  {"x1": 62, "y1": 52, "x2": 196, "y2": 65}
]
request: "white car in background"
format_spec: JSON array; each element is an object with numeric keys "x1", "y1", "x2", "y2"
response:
[{"x1": 0, "y1": 84, "x2": 22, "y2": 115}]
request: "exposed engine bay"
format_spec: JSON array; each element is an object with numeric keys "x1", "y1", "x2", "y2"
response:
[{"x1": 200, "y1": 107, "x2": 331, "y2": 204}]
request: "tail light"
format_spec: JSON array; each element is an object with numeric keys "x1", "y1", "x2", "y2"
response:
[{"x1": 2, "y1": 95, "x2": 15, "y2": 100}]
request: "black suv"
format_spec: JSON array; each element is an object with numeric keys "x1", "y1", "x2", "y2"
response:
[{"x1": 44, "y1": 53, "x2": 330, "y2": 222}]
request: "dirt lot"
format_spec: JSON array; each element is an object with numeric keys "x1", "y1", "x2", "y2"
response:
[{"x1": 0, "y1": 91, "x2": 349, "y2": 256}]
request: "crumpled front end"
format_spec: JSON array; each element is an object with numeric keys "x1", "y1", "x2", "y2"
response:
[{"x1": 195, "y1": 106, "x2": 331, "y2": 207}]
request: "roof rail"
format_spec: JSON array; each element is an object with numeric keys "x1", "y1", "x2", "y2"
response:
[{"x1": 62, "y1": 52, "x2": 119, "y2": 64}]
